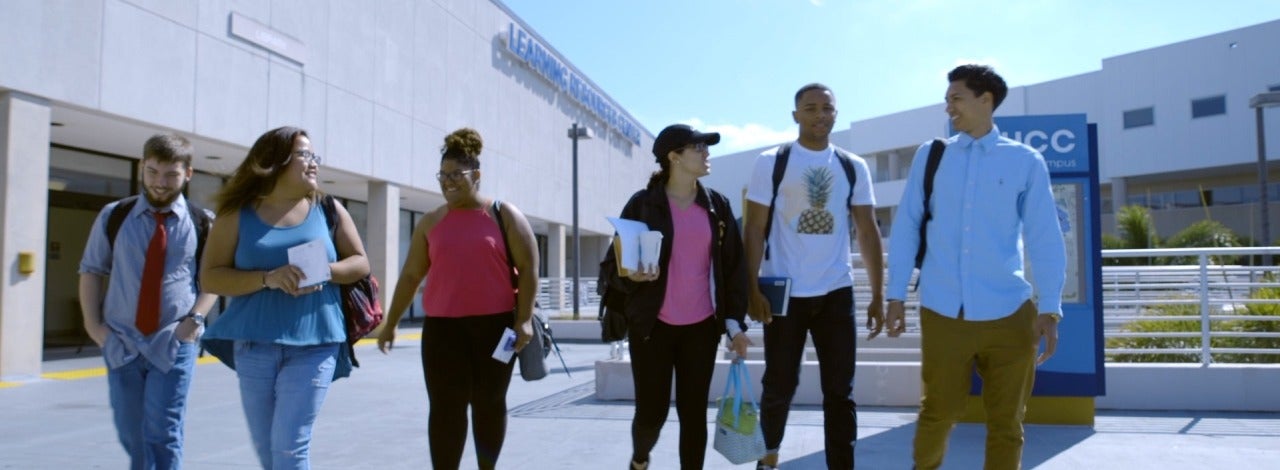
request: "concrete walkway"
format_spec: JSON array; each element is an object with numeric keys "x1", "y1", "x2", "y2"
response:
[{"x1": 2, "y1": 327, "x2": 1277, "y2": 469}]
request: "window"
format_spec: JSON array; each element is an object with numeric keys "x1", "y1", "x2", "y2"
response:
[
  {"x1": 1269, "y1": 84, "x2": 1280, "y2": 92},
  {"x1": 1123, "y1": 107, "x2": 1154, "y2": 129},
  {"x1": 1191, "y1": 95, "x2": 1226, "y2": 118}
]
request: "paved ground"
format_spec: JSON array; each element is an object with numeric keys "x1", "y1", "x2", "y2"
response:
[{"x1": 2, "y1": 325, "x2": 1278, "y2": 469}]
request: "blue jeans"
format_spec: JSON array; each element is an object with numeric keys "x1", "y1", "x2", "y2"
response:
[
  {"x1": 106, "y1": 341, "x2": 197, "y2": 470},
  {"x1": 759, "y1": 287, "x2": 857, "y2": 469},
  {"x1": 234, "y1": 341, "x2": 339, "y2": 470}
]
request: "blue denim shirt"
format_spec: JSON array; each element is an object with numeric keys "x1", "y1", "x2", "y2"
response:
[
  {"x1": 887, "y1": 126, "x2": 1067, "y2": 320},
  {"x1": 80, "y1": 195, "x2": 201, "y2": 372}
]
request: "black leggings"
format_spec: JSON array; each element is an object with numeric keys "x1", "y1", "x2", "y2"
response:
[
  {"x1": 421, "y1": 311, "x2": 516, "y2": 470},
  {"x1": 629, "y1": 316, "x2": 721, "y2": 469}
]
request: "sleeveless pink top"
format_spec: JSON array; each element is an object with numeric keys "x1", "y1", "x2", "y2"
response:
[{"x1": 421, "y1": 208, "x2": 516, "y2": 317}]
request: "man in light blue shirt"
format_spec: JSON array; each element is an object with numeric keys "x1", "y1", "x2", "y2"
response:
[
  {"x1": 79, "y1": 133, "x2": 219, "y2": 469},
  {"x1": 884, "y1": 65, "x2": 1066, "y2": 470}
]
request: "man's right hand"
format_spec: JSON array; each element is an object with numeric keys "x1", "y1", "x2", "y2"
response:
[
  {"x1": 86, "y1": 322, "x2": 110, "y2": 348},
  {"x1": 886, "y1": 301, "x2": 907, "y2": 337},
  {"x1": 747, "y1": 288, "x2": 772, "y2": 325}
]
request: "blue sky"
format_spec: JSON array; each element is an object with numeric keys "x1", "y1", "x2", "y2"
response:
[{"x1": 501, "y1": 0, "x2": 1280, "y2": 154}]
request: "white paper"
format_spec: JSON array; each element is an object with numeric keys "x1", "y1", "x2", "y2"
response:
[
  {"x1": 492, "y1": 327, "x2": 517, "y2": 363},
  {"x1": 286, "y1": 239, "x2": 332, "y2": 288},
  {"x1": 605, "y1": 217, "x2": 650, "y2": 273}
]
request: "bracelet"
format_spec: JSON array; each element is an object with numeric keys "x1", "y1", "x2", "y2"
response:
[{"x1": 262, "y1": 271, "x2": 269, "y2": 290}]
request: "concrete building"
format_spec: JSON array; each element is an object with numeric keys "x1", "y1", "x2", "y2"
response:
[
  {"x1": 703, "y1": 19, "x2": 1280, "y2": 245},
  {"x1": 0, "y1": 0, "x2": 653, "y2": 380}
]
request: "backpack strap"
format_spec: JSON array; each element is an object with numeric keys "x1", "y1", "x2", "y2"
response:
[
  {"x1": 186, "y1": 200, "x2": 213, "y2": 290},
  {"x1": 490, "y1": 200, "x2": 518, "y2": 289},
  {"x1": 913, "y1": 138, "x2": 948, "y2": 290},
  {"x1": 320, "y1": 195, "x2": 338, "y2": 239},
  {"x1": 104, "y1": 195, "x2": 141, "y2": 249},
  {"x1": 832, "y1": 147, "x2": 858, "y2": 209},
  {"x1": 763, "y1": 144, "x2": 791, "y2": 260}
]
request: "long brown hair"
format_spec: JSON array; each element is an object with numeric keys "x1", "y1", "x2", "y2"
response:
[{"x1": 212, "y1": 126, "x2": 312, "y2": 215}]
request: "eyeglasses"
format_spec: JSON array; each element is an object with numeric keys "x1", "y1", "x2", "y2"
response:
[
  {"x1": 435, "y1": 169, "x2": 476, "y2": 181},
  {"x1": 291, "y1": 150, "x2": 322, "y2": 165},
  {"x1": 680, "y1": 142, "x2": 709, "y2": 153}
]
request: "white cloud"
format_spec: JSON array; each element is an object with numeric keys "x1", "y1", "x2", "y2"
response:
[
  {"x1": 810, "y1": 0, "x2": 825, "y2": 6},
  {"x1": 681, "y1": 118, "x2": 796, "y2": 156}
]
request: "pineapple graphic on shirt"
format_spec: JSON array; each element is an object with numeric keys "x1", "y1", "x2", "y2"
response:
[{"x1": 797, "y1": 166, "x2": 835, "y2": 234}]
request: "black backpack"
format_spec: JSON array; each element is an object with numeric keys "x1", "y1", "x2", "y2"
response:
[
  {"x1": 105, "y1": 195, "x2": 214, "y2": 288},
  {"x1": 913, "y1": 139, "x2": 948, "y2": 289},
  {"x1": 762, "y1": 143, "x2": 858, "y2": 259}
]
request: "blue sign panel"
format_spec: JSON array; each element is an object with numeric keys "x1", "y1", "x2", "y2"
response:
[
  {"x1": 995, "y1": 114, "x2": 1090, "y2": 174},
  {"x1": 504, "y1": 23, "x2": 642, "y2": 146},
  {"x1": 971, "y1": 117, "x2": 1105, "y2": 397}
]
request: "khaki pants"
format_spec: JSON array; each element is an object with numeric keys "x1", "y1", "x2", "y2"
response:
[{"x1": 913, "y1": 301, "x2": 1038, "y2": 470}]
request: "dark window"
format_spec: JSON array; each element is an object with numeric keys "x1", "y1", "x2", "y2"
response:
[
  {"x1": 1191, "y1": 95, "x2": 1226, "y2": 118},
  {"x1": 1123, "y1": 107, "x2": 1154, "y2": 129},
  {"x1": 1269, "y1": 84, "x2": 1280, "y2": 92}
]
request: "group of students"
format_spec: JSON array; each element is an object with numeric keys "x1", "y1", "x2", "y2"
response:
[{"x1": 79, "y1": 64, "x2": 1066, "y2": 470}]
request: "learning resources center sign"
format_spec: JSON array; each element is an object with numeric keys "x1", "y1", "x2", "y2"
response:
[{"x1": 503, "y1": 23, "x2": 642, "y2": 146}]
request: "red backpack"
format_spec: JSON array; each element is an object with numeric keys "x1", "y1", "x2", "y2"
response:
[{"x1": 321, "y1": 196, "x2": 384, "y2": 366}]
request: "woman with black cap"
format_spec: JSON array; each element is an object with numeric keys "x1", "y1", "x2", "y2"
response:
[{"x1": 603, "y1": 124, "x2": 751, "y2": 469}]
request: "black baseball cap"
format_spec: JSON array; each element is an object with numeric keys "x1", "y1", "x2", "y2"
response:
[{"x1": 652, "y1": 124, "x2": 721, "y2": 161}]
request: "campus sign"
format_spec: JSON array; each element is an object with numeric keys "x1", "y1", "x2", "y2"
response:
[
  {"x1": 995, "y1": 114, "x2": 1104, "y2": 397},
  {"x1": 503, "y1": 23, "x2": 642, "y2": 146}
]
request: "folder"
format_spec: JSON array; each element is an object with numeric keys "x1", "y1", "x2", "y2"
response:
[{"x1": 757, "y1": 277, "x2": 791, "y2": 317}]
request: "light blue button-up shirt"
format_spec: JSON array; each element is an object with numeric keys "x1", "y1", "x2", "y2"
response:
[
  {"x1": 887, "y1": 126, "x2": 1066, "y2": 320},
  {"x1": 80, "y1": 195, "x2": 201, "y2": 372}
]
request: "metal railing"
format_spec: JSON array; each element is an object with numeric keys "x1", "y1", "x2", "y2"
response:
[{"x1": 538, "y1": 247, "x2": 1280, "y2": 364}]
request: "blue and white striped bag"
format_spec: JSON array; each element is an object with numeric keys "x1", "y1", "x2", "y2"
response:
[{"x1": 713, "y1": 359, "x2": 767, "y2": 464}]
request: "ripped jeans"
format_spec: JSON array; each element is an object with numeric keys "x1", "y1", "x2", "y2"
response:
[{"x1": 234, "y1": 341, "x2": 339, "y2": 470}]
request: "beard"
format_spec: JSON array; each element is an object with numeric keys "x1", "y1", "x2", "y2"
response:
[{"x1": 143, "y1": 186, "x2": 183, "y2": 207}]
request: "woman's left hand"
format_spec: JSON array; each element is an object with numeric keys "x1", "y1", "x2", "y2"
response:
[
  {"x1": 625, "y1": 263, "x2": 660, "y2": 282},
  {"x1": 729, "y1": 332, "x2": 753, "y2": 358},
  {"x1": 514, "y1": 318, "x2": 534, "y2": 352}
]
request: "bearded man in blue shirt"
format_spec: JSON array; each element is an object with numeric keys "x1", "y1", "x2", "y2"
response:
[{"x1": 884, "y1": 64, "x2": 1067, "y2": 470}]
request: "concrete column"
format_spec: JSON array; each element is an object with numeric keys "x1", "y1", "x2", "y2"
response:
[
  {"x1": 0, "y1": 92, "x2": 51, "y2": 381},
  {"x1": 366, "y1": 182, "x2": 399, "y2": 310},
  {"x1": 546, "y1": 223, "x2": 566, "y2": 311},
  {"x1": 1111, "y1": 176, "x2": 1128, "y2": 215}
]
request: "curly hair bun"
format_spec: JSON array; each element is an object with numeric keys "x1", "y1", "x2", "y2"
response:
[{"x1": 443, "y1": 128, "x2": 483, "y2": 159}]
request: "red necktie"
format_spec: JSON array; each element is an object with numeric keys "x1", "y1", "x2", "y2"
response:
[{"x1": 136, "y1": 211, "x2": 171, "y2": 335}]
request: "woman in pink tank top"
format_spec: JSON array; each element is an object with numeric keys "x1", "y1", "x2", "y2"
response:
[
  {"x1": 376, "y1": 128, "x2": 540, "y2": 470},
  {"x1": 608, "y1": 124, "x2": 752, "y2": 469}
]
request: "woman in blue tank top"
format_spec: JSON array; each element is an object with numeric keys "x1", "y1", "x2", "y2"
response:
[{"x1": 200, "y1": 126, "x2": 370, "y2": 469}]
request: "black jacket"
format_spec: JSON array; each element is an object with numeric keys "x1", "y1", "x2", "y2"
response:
[{"x1": 603, "y1": 181, "x2": 749, "y2": 342}]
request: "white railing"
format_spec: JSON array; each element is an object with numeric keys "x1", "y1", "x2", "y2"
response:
[
  {"x1": 1099, "y1": 247, "x2": 1280, "y2": 364},
  {"x1": 540, "y1": 247, "x2": 1280, "y2": 365}
]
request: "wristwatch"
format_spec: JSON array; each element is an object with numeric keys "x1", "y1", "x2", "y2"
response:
[{"x1": 185, "y1": 312, "x2": 206, "y2": 327}]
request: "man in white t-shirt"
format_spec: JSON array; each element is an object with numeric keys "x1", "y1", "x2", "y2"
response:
[{"x1": 742, "y1": 83, "x2": 886, "y2": 470}]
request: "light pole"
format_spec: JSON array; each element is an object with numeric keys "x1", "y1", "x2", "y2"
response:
[
  {"x1": 567, "y1": 123, "x2": 593, "y2": 319},
  {"x1": 1249, "y1": 91, "x2": 1280, "y2": 266}
]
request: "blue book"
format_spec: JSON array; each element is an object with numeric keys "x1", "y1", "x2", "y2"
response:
[{"x1": 757, "y1": 277, "x2": 791, "y2": 317}]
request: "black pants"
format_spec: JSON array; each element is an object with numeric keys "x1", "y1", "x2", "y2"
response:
[
  {"x1": 629, "y1": 316, "x2": 720, "y2": 469},
  {"x1": 760, "y1": 287, "x2": 858, "y2": 469},
  {"x1": 421, "y1": 311, "x2": 516, "y2": 470}
]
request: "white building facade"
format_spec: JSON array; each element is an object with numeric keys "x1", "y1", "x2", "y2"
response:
[
  {"x1": 704, "y1": 19, "x2": 1280, "y2": 245},
  {"x1": 0, "y1": 0, "x2": 653, "y2": 379}
]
